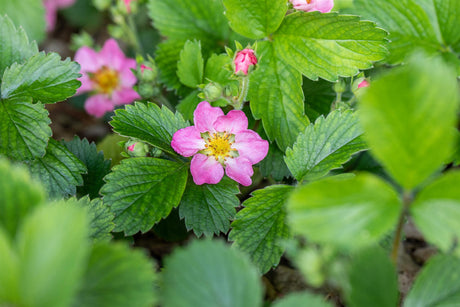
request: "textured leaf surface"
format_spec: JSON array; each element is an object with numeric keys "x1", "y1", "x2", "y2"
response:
[
  {"x1": 287, "y1": 173, "x2": 401, "y2": 250},
  {"x1": 272, "y1": 292, "x2": 334, "y2": 307},
  {"x1": 433, "y1": 0, "x2": 460, "y2": 46},
  {"x1": 179, "y1": 177, "x2": 239, "y2": 237},
  {"x1": 0, "y1": 99, "x2": 51, "y2": 161},
  {"x1": 162, "y1": 240, "x2": 263, "y2": 307},
  {"x1": 273, "y1": 12, "x2": 388, "y2": 81},
  {"x1": 204, "y1": 53, "x2": 234, "y2": 85},
  {"x1": 223, "y1": 0, "x2": 287, "y2": 39},
  {"x1": 1, "y1": 52, "x2": 81, "y2": 103},
  {"x1": 229, "y1": 185, "x2": 293, "y2": 273},
  {"x1": 155, "y1": 39, "x2": 187, "y2": 90},
  {"x1": 285, "y1": 110, "x2": 366, "y2": 182},
  {"x1": 101, "y1": 158, "x2": 188, "y2": 235},
  {"x1": 110, "y1": 102, "x2": 189, "y2": 157},
  {"x1": 249, "y1": 41, "x2": 309, "y2": 151},
  {"x1": 28, "y1": 138, "x2": 87, "y2": 198},
  {"x1": 177, "y1": 40, "x2": 203, "y2": 88},
  {"x1": 359, "y1": 54, "x2": 459, "y2": 189}
]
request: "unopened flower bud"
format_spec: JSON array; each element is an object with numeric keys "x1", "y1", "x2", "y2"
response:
[
  {"x1": 234, "y1": 49, "x2": 257, "y2": 76},
  {"x1": 125, "y1": 140, "x2": 149, "y2": 157},
  {"x1": 203, "y1": 82, "x2": 223, "y2": 102},
  {"x1": 352, "y1": 77, "x2": 370, "y2": 94},
  {"x1": 333, "y1": 79, "x2": 346, "y2": 94}
]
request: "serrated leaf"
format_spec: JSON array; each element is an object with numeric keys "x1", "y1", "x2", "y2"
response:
[
  {"x1": 287, "y1": 173, "x2": 401, "y2": 250},
  {"x1": 258, "y1": 145, "x2": 292, "y2": 181},
  {"x1": 410, "y1": 171, "x2": 460, "y2": 255},
  {"x1": 405, "y1": 255, "x2": 460, "y2": 306},
  {"x1": 179, "y1": 177, "x2": 239, "y2": 237},
  {"x1": 272, "y1": 292, "x2": 334, "y2": 307},
  {"x1": 162, "y1": 240, "x2": 263, "y2": 307},
  {"x1": 204, "y1": 53, "x2": 235, "y2": 86},
  {"x1": 63, "y1": 136, "x2": 111, "y2": 198},
  {"x1": 223, "y1": 0, "x2": 287, "y2": 39},
  {"x1": 229, "y1": 185, "x2": 293, "y2": 273},
  {"x1": 0, "y1": 15, "x2": 38, "y2": 77},
  {"x1": 359, "y1": 53, "x2": 459, "y2": 189},
  {"x1": 73, "y1": 242, "x2": 156, "y2": 307},
  {"x1": 0, "y1": 99, "x2": 51, "y2": 161},
  {"x1": 1, "y1": 52, "x2": 81, "y2": 103},
  {"x1": 273, "y1": 12, "x2": 388, "y2": 81},
  {"x1": 177, "y1": 40, "x2": 203, "y2": 88},
  {"x1": 155, "y1": 39, "x2": 187, "y2": 90},
  {"x1": 285, "y1": 110, "x2": 366, "y2": 182},
  {"x1": 101, "y1": 157, "x2": 188, "y2": 235},
  {"x1": 110, "y1": 102, "x2": 189, "y2": 157},
  {"x1": 249, "y1": 41, "x2": 309, "y2": 151},
  {"x1": 29, "y1": 138, "x2": 87, "y2": 198}
]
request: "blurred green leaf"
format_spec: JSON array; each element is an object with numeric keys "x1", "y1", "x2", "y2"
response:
[
  {"x1": 0, "y1": 0, "x2": 45, "y2": 43},
  {"x1": 155, "y1": 39, "x2": 187, "y2": 91},
  {"x1": 177, "y1": 40, "x2": 203, "y2": 88},
  {"x1": 272, "y1": 292, "x2": 334, "y2": 307},
  {"x1": 176, "y1": 90, "x2": 201, "y2": 121},
  {"x1": 0, "y1": 228, "x2": 19, "y2": 303}
]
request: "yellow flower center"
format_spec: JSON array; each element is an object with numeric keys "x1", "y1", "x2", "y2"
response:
[
  {"x1": 91, "y1": 66, "x2": 119, "y2": 94},
  {"x1": 200, "y1": 132, "x2": 239, "y2": 165}
]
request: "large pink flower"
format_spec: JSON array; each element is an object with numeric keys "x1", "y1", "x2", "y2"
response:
[
  {"x1": 289, "y1": 0, "x2": 334, "y2": 13},
  {"x1": 74, "y1": 39, "x2": 140, "y2": 117},
  {"x1": 234, "y1": 49, "x2": 257, "y2": 75},
  {"x1": 171, "y1": 101, "x2": 269, "y2": 186},
  {"x1": 43, "y1": 0, "x2": 75, "y2": 32}
]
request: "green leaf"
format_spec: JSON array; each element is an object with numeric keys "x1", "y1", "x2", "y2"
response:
[
  {"x1": 287, "y1": 173, "x2": 401, "y2": 250},
  {"x1": 358, "y1": 53, "x2": 459, "y2": 189},
  {"x1": 0, "y1": 99, "x2": 51, "y2": 161},
  {"x1": 162, "y1": 240, "x2": 263, "y2": 307},
  {"x1": 0, "y1": 228, "x2": 18, "y2": 303},
  {"x1": 204, "y1": 53, "x2": 235, "y2": 86},
  {"x1": 100, "y1": 157, "x2": 188, "y2": 235},
  {"x1": 222, "y1": 0, "x2": 287, "y2": 39},
  {"x1": 345, "y1": 247, "x2": 398, "y2": 307},
  {"x1": 0, "y1": 158, "x2": 45, "y2": 237},
  {"x1": 405, "y1": 254, "x2": 460, "y2": 306},
  {"x1": 155, "y1": 39, "x2": 187, "y2": 90},
  {"x1": 249, "y1": 41, "x2": 309, "y2": 151},
  {"x1": 229, "y1": 185, "x2": 293, "y2": 273},
  {"x1": 433, "y1": 0, "x2": 460, "y2": 46},
  {"x1": 303, "y1": 77, "x2": 336, "y2": 121},
  {"x1": 73, "y1": 242, "x2": 156, "y2": 307},
  {"x1": 177, "y1": 40, "x2": 203, "y2": 88},
  {"x1": 0, "y1": 15, "x2": 38, "y2": 77},
  {"x1": 179, "y1": 177, "x2": 239, "y2": 237},
  {"x1": 0, "y1": 0, "x2": 45, "y2": 43},
  {"x1": 29, "y1": 138, "x2": 87, "y2": 198},
  {"x1": 285, "y1": 110, "x2": 366, "y2": 182},
  {"x1": 273, "y1": 12, "x2": 388, "y2": 81},
  {"x1": 1, "y1": 52, "x2": 81, "y2": 103},
  {"x1": 176, "y1": 90, "x2": 201, "y2": 121},
  {"x1": 272, "y1": 292, "x2": 334, "y2": 307},
  {"x1": 63, "y1": 136, "x2": 111, "y2": 198},
  {"x1": 410, "y1": 171, "x2": 460, "y2": 255},
  {"x1": 110, "y1": 102, "x2": 189, "y2": 157},
  {"x1": 258, "y1": 145, "x2": 292, "y2": 181}
]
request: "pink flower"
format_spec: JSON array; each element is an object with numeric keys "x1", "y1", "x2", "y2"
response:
[
  {"x1": 74, "y1": 39, "x2": 140, "y2": 117},
  {"x1": 171, "y1": 101, "x2": 269, "y2": 186},
  {"x1": 289, "y1": 0, "x2": 334, "y2": 13},
  {"x1": 43, "y1": 0, "x2": 76, "y2": 32},
  {"x1": 234, "y1": 49, "x2": 258, "y2": 75},
  {"x1": 358, "y1": 79, "x2": 369, "y2": 88}
]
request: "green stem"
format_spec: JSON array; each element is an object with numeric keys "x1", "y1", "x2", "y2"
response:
[
  {"x1": 234, "y1": 76, "x2": 249, "y2": 110},
  {"x1": 391, "y1": 190, "x2": 413, "y2": 264}
]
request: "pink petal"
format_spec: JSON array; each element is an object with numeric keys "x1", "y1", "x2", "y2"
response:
[
  {"x1": 99, "y1": 39, "x2": 127, "y2": 70},
  {"x1": 84, "y1": 94, "x2": 114, "y2": 117},
  {"x1": 193, "y1": 101, "x2": 224, "y2": 133},
  {"x1": 74, "y1": 46, "x2": 100, "y2": 73},
  {"x1": 225, "y1": 156, "x2": 253, "y2": 186},
  {"x1": 111, "y1": 88, "x2": 140, "y2": 105},
  {"x1": 76, "y1": 74, "x2": 93, "y2": 94},
  {"x1": 171, "y1": 126, "x2": 205, "y2": 157},
  {"x1": 213, "y1": 110, "x2": 248, "y2": 134},
  {"x1": 190, "y1": 154, "x2": 224, "y2": 185},
  {"x1": 119, "y1": 64, "x2": 138, "y2": 87},
  {"x1": 233, "y1": 130, "x2": 269, "y2": 164},
  {"x1": 358, "y1": 80, "x2": 370, "y2": 88},
  {"x1": 315, "y1": 0, "x2": 334, "y2": 12}
]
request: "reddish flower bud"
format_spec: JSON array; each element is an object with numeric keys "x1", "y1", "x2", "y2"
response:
[{"x1": 234, "y1": 49, "x2": 257, "y2": 76}]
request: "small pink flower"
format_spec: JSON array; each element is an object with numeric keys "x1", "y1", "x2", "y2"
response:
[
  {"x1": 234, "y1": 49, "x2": 257, "y2": 75},
  {"x1": 43, "y1": 0, "x2": 76, "y2": 32},
  {"x1": 289, "y1": 0, "x2": 334, "y2": 13},
  {"x1": 171, "y1": 101, "x2": 269, "y2": 186},
  {"x1": 358, "y1": 79, "x2": 369, "y2": 88},
  {"x1": 74, "y1": 39, "x2": 140, "y2": 117}
]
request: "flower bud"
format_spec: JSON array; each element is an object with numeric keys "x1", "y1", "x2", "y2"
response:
[
  {"x1": 352, "y1": 77, "x2": 370, "y2": 95},
  {"x1": 125, "y1": 140, "x2": 149, "y2": 157},
  {"x1": 234, "y1": 49, "x2": 257, "y2": 76},
  {"x1": 203, "y1": 82, "x2": 223, "y2": 102}
]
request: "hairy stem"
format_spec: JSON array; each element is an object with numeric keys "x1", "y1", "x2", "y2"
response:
[{"x1": 234, "y1": 76, "x2": 249, "y2": 110}]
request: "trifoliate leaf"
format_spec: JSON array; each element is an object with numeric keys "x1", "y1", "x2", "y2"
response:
[
  {"x1": 162, "y1": 240, "x2": 263, "y2": 307},
  {"x1": 229, "y1": 185, "x2": 293, "y2": 273},
  {"x1": 285, "y1": 110, "x2": 366, "y2": 183},
  {"x1": 272, "y1": 292, "x2": 334, "y2": 307},
  {"x1": 177, "y1": 40, "x2": 203, "y2": 88},
  {"x1": 101, "y1": 157, "x2": 188, "y2": 235},
  {"x1": 273, "y1": 12, "x2": 388, "y2": 81},
  {"x1": 179, "y1": 177, "x2": 239, "y2": 237},
  {"x1": 28, "y1": 138, "x2": 87, "y2": 198}
]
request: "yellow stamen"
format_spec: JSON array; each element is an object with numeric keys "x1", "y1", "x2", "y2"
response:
[
  {"x1": 90, "y1": 66, "x2": 119, "y2": 94},
  {"x1": 200, "y1": 131, "x2": 238, "y2": 165}
]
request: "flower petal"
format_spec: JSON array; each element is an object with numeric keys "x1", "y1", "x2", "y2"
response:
[
  {"x1": 193, "y1": 101, "x2": 224, "y2": 133},
  {"x1": 315, "y1": 0, "x2": 334, "y2": 13},
  {"x1": 84, "y1": 94, "x2": 114, "y2": 117},
  {"x1": 74, "y1": 46, "x2": 100, "y2": 73},
  {"x1": 214, "y1": 110, "x2": 248, "y2": 134},
  {"x1": 225, "y1": 156, "x2": 253, "y2": 186},
  {"x1": 191, "y1": 154, "x2": 224, "y2": 185},
  {"x1": 75, "y1": 73, "x2": 93, "y2": 95},
  {"x1": 171, "y1": 126, "x2": 205, "y2": 157},
  {"x1": 233, "y1": 130, "x2": 269, "y2": 164},
  {"x1": 111, "y1": 88, "x2": 140, "y2": 105},
  {"x1": 119, "y1": 62, "x2": 138, "y2": 87},
  {"x1": 99, "y1": 39, "x2": 127, "y2": 70}
]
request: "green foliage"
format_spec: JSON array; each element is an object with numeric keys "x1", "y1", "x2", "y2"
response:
[
  {"x1": 249, "y1": 41, "x2": 309, "y2": 151},
  {"x1": 29, "y1": 139, "x2": 87, "y2": 198},
  {"x1": 229, "y1": 185, "x2": 293, "y2": 273},
  {"x1": 273, "y1": 12, "x2": 388, "y2": 82},
  {"x1": 287, "y1": 173, "x2": 401, "y2": 250},
  {"x1": 176, "y1": 90, "x2": 201, "y2": 121},
  {"x1": 285, "y1": 110, "x2": 366, "y2": 182},
  {"x1": 358, "y1": 53, "x2": 459, "y2": 189},
  {"x1": 258, "y1": 145, "x2": 291, "y2": 181},
  {"x1": 101, "y1": 157, "x2": 188, "y2": 235},
  {"x1": 162, "y1": 240, "x2": 263, "y2": 307},
  {"x1": 223, "y1": 0, "x2": 287, "y2": 39},
  {"x1": 0, "y1": 0, "x2": 45, "y2": 43},
  {"x1": 179, "y1": 177, "x2": 240, "y2": 237},
  {"x1": 204, "y1": 53, "x2": 234, "y2": 85},
  {"x1": 272, "y1": 292, "x2": 334, "y2": 307},
  {"x1": 303, "y1": 77, "x2": 336, "y2": 121},
  {"x1": 155, "y1": 39, "x2": 187, "y2": 90},
  {"x1": 177, "y1": 40, "x2": 204, "y2": 88}
]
